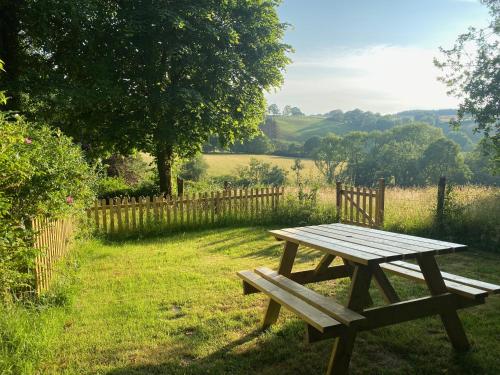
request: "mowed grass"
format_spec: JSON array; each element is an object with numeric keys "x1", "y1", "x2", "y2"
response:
[
  {"x1": 203, "y1": 153, "x2": 322, "y2": 181},
  {"x1": 9, "y1": 227, "x2": 500, "y2": 374}
]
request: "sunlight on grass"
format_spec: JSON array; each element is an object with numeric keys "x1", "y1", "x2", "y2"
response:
[{"x1": 2, "y1": 227, "x2": 498, "y2": 374}]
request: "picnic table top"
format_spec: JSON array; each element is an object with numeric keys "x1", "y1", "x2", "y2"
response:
[{"x1": 269, "y1": 223, "x2": 467, "y2": 266}]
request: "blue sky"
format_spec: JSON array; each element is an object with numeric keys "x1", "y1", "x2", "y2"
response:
[{"x1": 265, "y1": 0, "x2": 490, "y2": 114}]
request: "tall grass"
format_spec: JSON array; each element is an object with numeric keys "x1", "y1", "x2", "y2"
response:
[{"x1": 300, "y1": 185, "x2": 499, "y2": 251}]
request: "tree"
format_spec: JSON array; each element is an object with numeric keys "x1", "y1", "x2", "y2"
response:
[
  {"x1": 179, "y1": 154, "x2": 208, "y2": 182},
  {"x1": 435, "y1": 0, "x2": 499, "y2": 171},
  {"x1": 282, "y1": 105, "x2": 292, "y2": 116},
  {"x1": 268, "y1": 104, "x2": 280, "y2": 116},
  {"x1": 342, "y1": 132, "x2": 368, "y2": 184},
  {"x1": 313, "y1": 135, "x2": 346, "y2": 184},
  {"x1": 419, "y1": 138, "x2": 470, "y2": 184},
  {"x1": 303, "y1": 136, "x2": 321, "y2": 156},
  {"x1": 260, "y1": 117, "x2": 280, "y2": 140},
  {"x1": 289, "y1": 106, "x2": 304, "y2": 116},
  {"x1": 232, "y1": 134, "x2": 274, "y2": 154},
  {"x1": 4, "y1": 1, "x2": 291, "y2": 195},
  {"x1": 291, "y1": 159, "x2": 304, "y2": 186}
]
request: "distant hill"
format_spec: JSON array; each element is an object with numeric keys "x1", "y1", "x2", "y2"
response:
[{"x1": 268, "y1": 109, "x2": 479, "y2": 151}]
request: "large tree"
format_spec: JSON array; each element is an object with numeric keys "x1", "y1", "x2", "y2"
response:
[
  {"x1": 5, "y1": 0, "x2": 291, "y2": 194},
  {"x1": 435, "y1": 0, "x2": 499, "y2": 171}
]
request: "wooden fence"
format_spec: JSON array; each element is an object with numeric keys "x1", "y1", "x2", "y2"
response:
[
  {"x1": 336, "y1": 178, "x2": 385, "y2": 228},
  {"x1": 32, "y1": 217, "x2": 75, "y2": 294},
  {"x1": 87, "y1": 187, "x2": 285, "y2": 233}
]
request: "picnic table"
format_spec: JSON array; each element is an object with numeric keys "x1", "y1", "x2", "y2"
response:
[{"x1": 238, "y1": 223, "x2": 499, "y2": 374}]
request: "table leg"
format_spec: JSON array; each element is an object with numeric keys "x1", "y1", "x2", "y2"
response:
[
  {"x1": 314, "y1": 254, "x2": 336, "y2": 274},
  {"x1": 343, "y1": 258, "x2": 374, "y2": 307},
  {"x1": 261, "y1": 241, "x2": 299, "y2": 330},
  {"x1": 327, "y1": 265, "x2": 373, "y2": 375},
  {"x1": 417, "y1": 254, "x2": 470, "y2": 351},
  {"x1": 372, "y1": 264, "x2": 400, "y2": 303}
]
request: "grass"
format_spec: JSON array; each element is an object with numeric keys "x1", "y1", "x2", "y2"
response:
[
  {"x1": 203, "y1": 153, "x2": 323, "y2": 181},
  {"x1": 2, "y1": 227, "x2": 500, "y2": 374}
]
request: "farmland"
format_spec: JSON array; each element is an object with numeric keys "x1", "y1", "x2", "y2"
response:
[{"x1": 203, "y1": 153, "x2": 322, "y2": 180}]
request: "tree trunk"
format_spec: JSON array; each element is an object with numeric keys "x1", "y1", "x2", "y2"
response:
[{"x1": 156, "y1": 144, "x2": 174, "y2": 195}]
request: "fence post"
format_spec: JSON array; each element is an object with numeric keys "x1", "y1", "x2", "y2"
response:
[
  {"x1": 177, "y1": 177, "x2": 184, "y2": 196},
  {"x1": 376, "y1": 178, "x2": 385, "y2": 228},
  {"x1": 335, "y1": 181, "x2": 342, "y2": 223},
  {"x1": 436, "y1": 176, "x2": 446, "y2": 226}
]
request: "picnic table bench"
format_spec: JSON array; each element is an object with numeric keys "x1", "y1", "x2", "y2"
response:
[{"x1": 237, "y1": 223, "x2": 499, "y2": 374}]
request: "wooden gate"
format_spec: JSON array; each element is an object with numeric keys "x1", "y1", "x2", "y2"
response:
[{"x1": 335, "y1": 178, "x2": 385, "y2": 228}]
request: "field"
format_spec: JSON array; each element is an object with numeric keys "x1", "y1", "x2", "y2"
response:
[
  {"x1": 273, "y1": 115, "x2": 346, "y2": 142},
  {"x1": 203, "y1": 153, "x2": 322, "y2": 181},
  {"x1": 3, "y1": 227, "x2": 500, "y2": 375}
]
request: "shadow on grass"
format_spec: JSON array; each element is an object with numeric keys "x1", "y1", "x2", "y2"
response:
[{"x1": 103, "y1": 319, "x2": 487, "y2": 375}]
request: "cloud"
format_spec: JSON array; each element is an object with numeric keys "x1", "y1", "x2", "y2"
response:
[{"x1": 266, "y1": 45, "x2": 459, "y2": 115}]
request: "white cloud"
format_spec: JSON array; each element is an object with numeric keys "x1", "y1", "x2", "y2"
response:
[{"x1": 266, "y1": 45, "x2": 459, "y2": 115}]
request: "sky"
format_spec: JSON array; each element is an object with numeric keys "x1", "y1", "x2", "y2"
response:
[{"x1": 265, "y1": 0, "x2": 491, "y2": 115}]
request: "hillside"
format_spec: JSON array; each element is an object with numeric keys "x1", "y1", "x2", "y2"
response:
[{"x1": 268, "y1": 109, "x2": 478, "y2": 151}]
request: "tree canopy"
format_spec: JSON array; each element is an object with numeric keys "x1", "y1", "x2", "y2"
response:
[
  {"x1": 435, "y1": 0, "x2": 499, "y2": 171},
  {"x1": 2, "y1": 0, "x2": 291, "y2": 194}
]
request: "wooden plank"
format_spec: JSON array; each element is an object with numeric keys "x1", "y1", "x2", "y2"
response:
[
  {"x1": 300, "y1": 226, "x2": 416, "y2": 256},
  {"x1": 327, "y1": 264, "x2": 372, "y2": 375},
  {"x1": 349, "y1": 186, "x2": 354, "y2": 223},
  {"x1": 255, "y1": 267, "x2": 366, "y2": 326},
  {"x1": 356, "y1": 187, "x2": 360, "y2": 223},
  {"x1": 180, "y1": 194, "x2": 184, "y2": 226},
  {"x1": 380, "y1": 262, "x2": 488, "y2": 300},
  {"x1": 325, "y1": 224, "x2": 457, "y2": 252},
  {"x1": 314, "y1": 254, "x2": 336, "y2": 274},
  {"x1": 93, "y1": 200, "x2": 99, "y2": 229},
  {"x1": 390, "y1": 261, "x2": 500, "y2": 294},
  {"x1": 362, "y1": 188, "x2": 367, "y2": 226},
  {"x1": 316, "y1": 225, "x2": 437, "y2": 254},
  {"x1": 238, "y1": 271, "x2": 342, "y2": 333},
  {"x1": 417, "y1": 254, "x2": 470, "y2": 351},
  {"x1": 368, "y1": 188, "x2": 373, "y2": 227},
  {"x1": 124, "y1": 198, "x2": 129, "y2": 230},
  {"x1": 269, "y1": 229, "x2": 381, "y2": 265},
  {"x1": 372, "y1": 264, "x2": 400, "y2": 303},
  {"x1": 153, "y1": 196, "x2": 159, "y2": 223},
  {"x1": 333, "y1": 223, "x2": 466, "y2": 251},
  {"x1": 110, "y1": 199, "x2": 115, "y2": 233},
  {"x1": 173, "y1": 196, "x2": 178, "y2": 225},
  {"x1": 262, "y1": 241, "x2": 298, "y2": 329},
  {"x1": 280, "y1": 228, "x2": 402, "y2": 261},
  {"x1": 139, "y1": 197, "x2": 144, "y2": 228},
  {"x1": 342, "y1": 193, "x2": 376, "y2": 225}
]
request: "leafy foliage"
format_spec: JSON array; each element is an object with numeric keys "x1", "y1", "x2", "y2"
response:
[
  {"x1": 236, "y1": 159, "x2": 287, "y2": 187},
  {"x1": 435, "y1": 0, "x2": 500, "y2": 171},
  {"x1": 0, "y1": 113, "x2": 96, "y2": 298},
  {"x1": 179, "y1": 154, "x2": 208, "y2": 182},
  {"x1": 15, "y1": 0, "x2": 291, "y2": 193}
]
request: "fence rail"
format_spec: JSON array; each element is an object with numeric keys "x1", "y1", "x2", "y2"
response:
[
  {"x1": 87, "y1": 187, "x2": 285, "y2": 233},
  {"x1": 32, "y1": 217, "x2": 74, "y2": 294},
  {"x1": 336, "y1": 178, "x2": 385, "y2": 228}
]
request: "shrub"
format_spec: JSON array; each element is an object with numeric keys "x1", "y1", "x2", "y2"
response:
[
  {"x1": 0, "y1": 113, "x2": 96, "y2": 298},
  {"x1": 179, "y1": 154, "x2": 208, "y2": 182},
  {"x1": 236, "y1": 158, "x2": 287, "y2": 187},
  {"x1": 102, "y1": 153, "x2": 152, "y2": 185}
]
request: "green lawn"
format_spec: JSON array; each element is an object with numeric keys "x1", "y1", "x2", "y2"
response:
[{"x1": 7, "y1": 227, "x2": 500, "y2": 374}]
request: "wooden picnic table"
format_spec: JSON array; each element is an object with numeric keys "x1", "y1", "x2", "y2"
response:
[{"x1": 238, "y1": 223, "x2": 499, "y2": 374}]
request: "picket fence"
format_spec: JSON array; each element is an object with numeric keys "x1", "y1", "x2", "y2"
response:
[
  {"x1": 32, "y1": 217, "x2": 74, "y2": 294},
  {"x1": 335, "y1": 178, "x2": 385, "y2": 228},
  {"x1": 87, "y1": 187, "x2": 285, "y2": 233}
]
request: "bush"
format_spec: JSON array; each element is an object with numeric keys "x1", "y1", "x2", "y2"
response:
[
  {"x1": 236, "y1": 158, "x2": 287, "y2": 187},
  {"x1": 0, "y1": 113, "x2": 96, "y2": 298},
  {"x1": 103, "y1": 153, "x2": 152, "y2": 185},
  {"x1": 179, "y1": 154, "x2": 208, "y2": 181}
]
